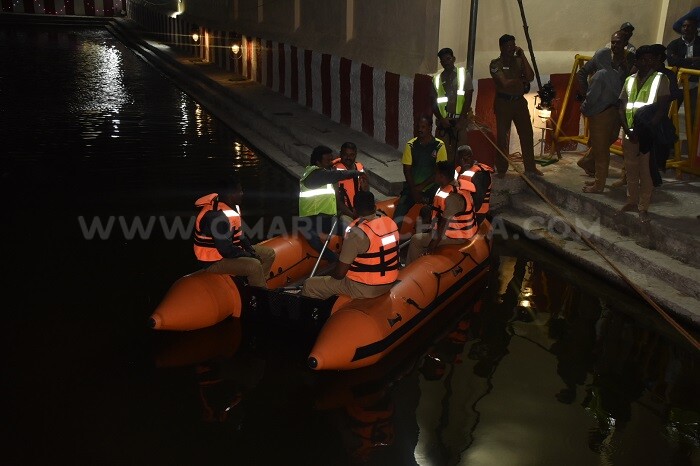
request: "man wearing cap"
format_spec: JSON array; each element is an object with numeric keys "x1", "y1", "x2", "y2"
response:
[
  {"x1": 618, "y1": 45, "x2": 671, "y2": 223},
  {"x1": 432, "y1": 47, "x2": 474, "y2": 164},
  {"x1": 490, "y1": 34, "x2": 542, "y2": 177},
  {"x1": 606, "y1": 22, "x2": 636, "y2": 54}
]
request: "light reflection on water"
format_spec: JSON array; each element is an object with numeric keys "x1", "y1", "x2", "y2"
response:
[{"x1": 1, "y1": 23, "x2": 698, "y2": 466}]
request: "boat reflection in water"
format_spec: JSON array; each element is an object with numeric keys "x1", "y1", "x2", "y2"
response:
[{"x1": 152, "y1": 318, "x2": 266, "y2": 427}]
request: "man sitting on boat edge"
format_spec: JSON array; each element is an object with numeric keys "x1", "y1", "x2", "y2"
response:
[
  {"x1": 405, "y1": 161, "x2": 479, "y2": 265},
  {"x1": 193, "y1": 175, "x2": 276, "y2": 289},
  {"x1": 301, "y1": 191, "x2": 400, "y2": 300}
]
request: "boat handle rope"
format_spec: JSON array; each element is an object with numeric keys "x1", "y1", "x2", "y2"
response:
[
  {"x1": 475, "y1": 122, "x2": 700, "y2": 352},
  {"x1": 267, "y1": 253, "x2": 313, "y2": 282}
]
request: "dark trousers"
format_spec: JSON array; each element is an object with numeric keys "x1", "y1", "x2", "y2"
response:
[{"x1": 299, "y1": 214, "x2": 339, "y2": 261}]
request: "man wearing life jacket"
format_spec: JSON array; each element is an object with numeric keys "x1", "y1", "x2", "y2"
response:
[
  {"x1": 405, "y1": 161, "x2": 477, "y2": 265},
  {"x1": 193, "y1": 175, "x2": 276, "y2": 288},
  {"x1": 300, "y1": 145, "x2": 366, "y2": 262},
  {"x1": 301, "y1": 191, "x2": 400, "y2": 300},
  {"x1": 617, "y1": 45, "x2": 671, "y2": 223},
  {"x1": 432, "y1": 47, "x2": 474, "y2": 163},
  {"x1": 394, "y1": 115, "x2": 448, "y2": 232},
  {"x1": 332, "y1": 141, "x2": 368, "y2": 228},
  {"x1": 455, "y1": 145, "x2": 492, "y2": 223}
]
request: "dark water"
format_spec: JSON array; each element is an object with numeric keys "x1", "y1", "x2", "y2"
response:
[{"x1": 2, "y1": 25, "x2": 699, "y2": 466}]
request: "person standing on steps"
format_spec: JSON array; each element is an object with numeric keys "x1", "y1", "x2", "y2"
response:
[
  {"x1": 580, "y1": 50, "x2": 625, "y2": 194},
  {"x1": 432, "y1": 47, "x2": 474, "y2": 164},
  {"x1": 617, "y1": 45, "x2": 671, "y2": 224},
  {"x1": 576, "y1": 31, "x2": 635, "y2": 183},
  {"x1": 667, "y1": 17, "x2": 700, "y2": 125},
  {"x1": 490, "y1": 34, "x2": 543, "y2": 177}
]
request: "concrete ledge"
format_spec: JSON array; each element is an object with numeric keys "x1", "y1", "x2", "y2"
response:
[{"x1": 109, "y1": 18, "x2": 406, "y2": 197}]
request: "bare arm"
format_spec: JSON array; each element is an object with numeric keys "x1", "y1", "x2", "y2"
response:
[{"x1": 517, "y1": 47, "x2": 535, "y2": 82}]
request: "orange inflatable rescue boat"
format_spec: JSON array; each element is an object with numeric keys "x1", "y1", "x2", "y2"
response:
[{"x1": 150, "y1": 197, "x2": 492, "y2": 371}]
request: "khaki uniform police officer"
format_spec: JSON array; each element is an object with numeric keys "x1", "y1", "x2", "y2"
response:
[{"x1": 490, "y1": 34, "x2": 542, "y2": 176}]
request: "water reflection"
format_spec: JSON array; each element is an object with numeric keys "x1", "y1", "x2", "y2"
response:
[{"x1": 3, "y1": 23, "x2": 698, "y2": 465}]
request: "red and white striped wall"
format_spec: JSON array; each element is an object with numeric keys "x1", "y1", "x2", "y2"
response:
[
  {"x1": 130, "y1": 4, "x2": 582, "y2": 152},
  {"x1": 1, "y1": 0, "x2": 124, "y2": 16},
  {"x1": 130, "y1": 3, "x2": 434, "y2": 150}
]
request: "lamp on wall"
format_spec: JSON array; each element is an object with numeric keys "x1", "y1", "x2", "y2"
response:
[
  {"x1": 191, "y1": 25, "x2": 200, "y2": 43},
  {"x1": 230, "y1": 33, "x2": 242, "y2": 56}
]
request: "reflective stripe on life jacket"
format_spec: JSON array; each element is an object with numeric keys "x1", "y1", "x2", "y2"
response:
[
  {"x1": 457, "y1": 162, "x2": 493, "y2": 215},
  {"x1": 345, "y1": 215, "x2": 400, "y2": 285},
  {"x1": 431, "y1": 184, "x2": 478, "y2": 239},
  {"x1": 333, "y1": 159, "x2": 364, "y2": 209},
  {"x1": 193, "y1": 193, "x2": 243, "y2": 262},
  {"x1": 299, "y1": 165, "x2": 337, "y2": 217}
]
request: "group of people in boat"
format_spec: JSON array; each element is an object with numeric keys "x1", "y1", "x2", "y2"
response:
[{"x1": 191, "y1": 123, "x2": 492, "y2": 302}]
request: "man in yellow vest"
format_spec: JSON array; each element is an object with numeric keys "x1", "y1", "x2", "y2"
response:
[
  {"x1": 618, "y1": 45, "x2": 671, "y2": 223},
  {"x1": 301, "y1": 191, "x2": 399, "y2": 300},
  {"x1": 299, "y1": 145, "x2": 366, "y2": 262},
  {"x1": 432, "y1": 47, "x2": 474, "y2": 164},
  {"x1": 405, "y1": 161, "x2": 477, "y2": 265}
]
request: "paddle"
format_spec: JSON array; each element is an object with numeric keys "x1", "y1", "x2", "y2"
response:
[{"x1": 309, "y1": 216, "x2": 340, "y2": 279}]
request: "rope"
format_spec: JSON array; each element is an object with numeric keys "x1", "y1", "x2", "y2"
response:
[{"x1": 476, "y1": 122, "x2": 700, "y2": 352}]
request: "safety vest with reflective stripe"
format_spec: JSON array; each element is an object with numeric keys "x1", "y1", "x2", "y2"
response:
[
  {"x1": 455, "y1": 163, "x2": 493, "y2": 215},
  {"x1": 345, "y1": 215, "x2": 400, "y2": 285},
  {"x1": 434, "y1": 67, "x2": 467, "y2": 118},
  {"x1": 332, "y1": 159, "x2": 364, "y2": 209},
  {"x1": 299, "y1": 165, "x2": 337, "y2": 217},
  {"x1": 193, "y1": 193, "x2": 243, "y2": 262},
  {"x1": 432, "y1": 184, "x2": 478, "y2": 239},
  {"x1": 624, "y1": 71, "x2": 664, "y2": 128}
]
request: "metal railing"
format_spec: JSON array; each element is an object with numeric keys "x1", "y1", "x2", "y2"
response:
[{"x1": 551, "y1": 54, "x2": 700, "y2": 176}]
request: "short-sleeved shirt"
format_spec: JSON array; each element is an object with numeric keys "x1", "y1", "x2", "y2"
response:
[
  {"x1": 401, "y1": 137, "x2": 447, "y2": 165},
  {"x1": 489, "y1": 56, "x2": 526, "y2": 95},
  {"x1": 338, "y1": 214, "x2": 373, "y2": 265}
]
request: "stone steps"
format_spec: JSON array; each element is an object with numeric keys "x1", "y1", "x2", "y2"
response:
[
  {"x1": 525, "y1": 177, "x2": 700, "y2": 268},
  {"x1": 495, "y1": 191, "x2": 700, "y2": 324}
]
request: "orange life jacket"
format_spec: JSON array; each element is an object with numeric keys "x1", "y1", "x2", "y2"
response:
[
  {"x1": 456, "y1": 162, "x2": 493, "y2": 215},
  {"x1": 431, "y1": 184, "x2": 478, "y2": 239},
  {"x1": 193, "y1": 193, "x2": 243, "y2": 262},
  {"x1": 333, "y1": 159, "x2": 364, "y2": 209},
  {"x1": 345, "y1": 215, "x2": 400, "y2": 286}
]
